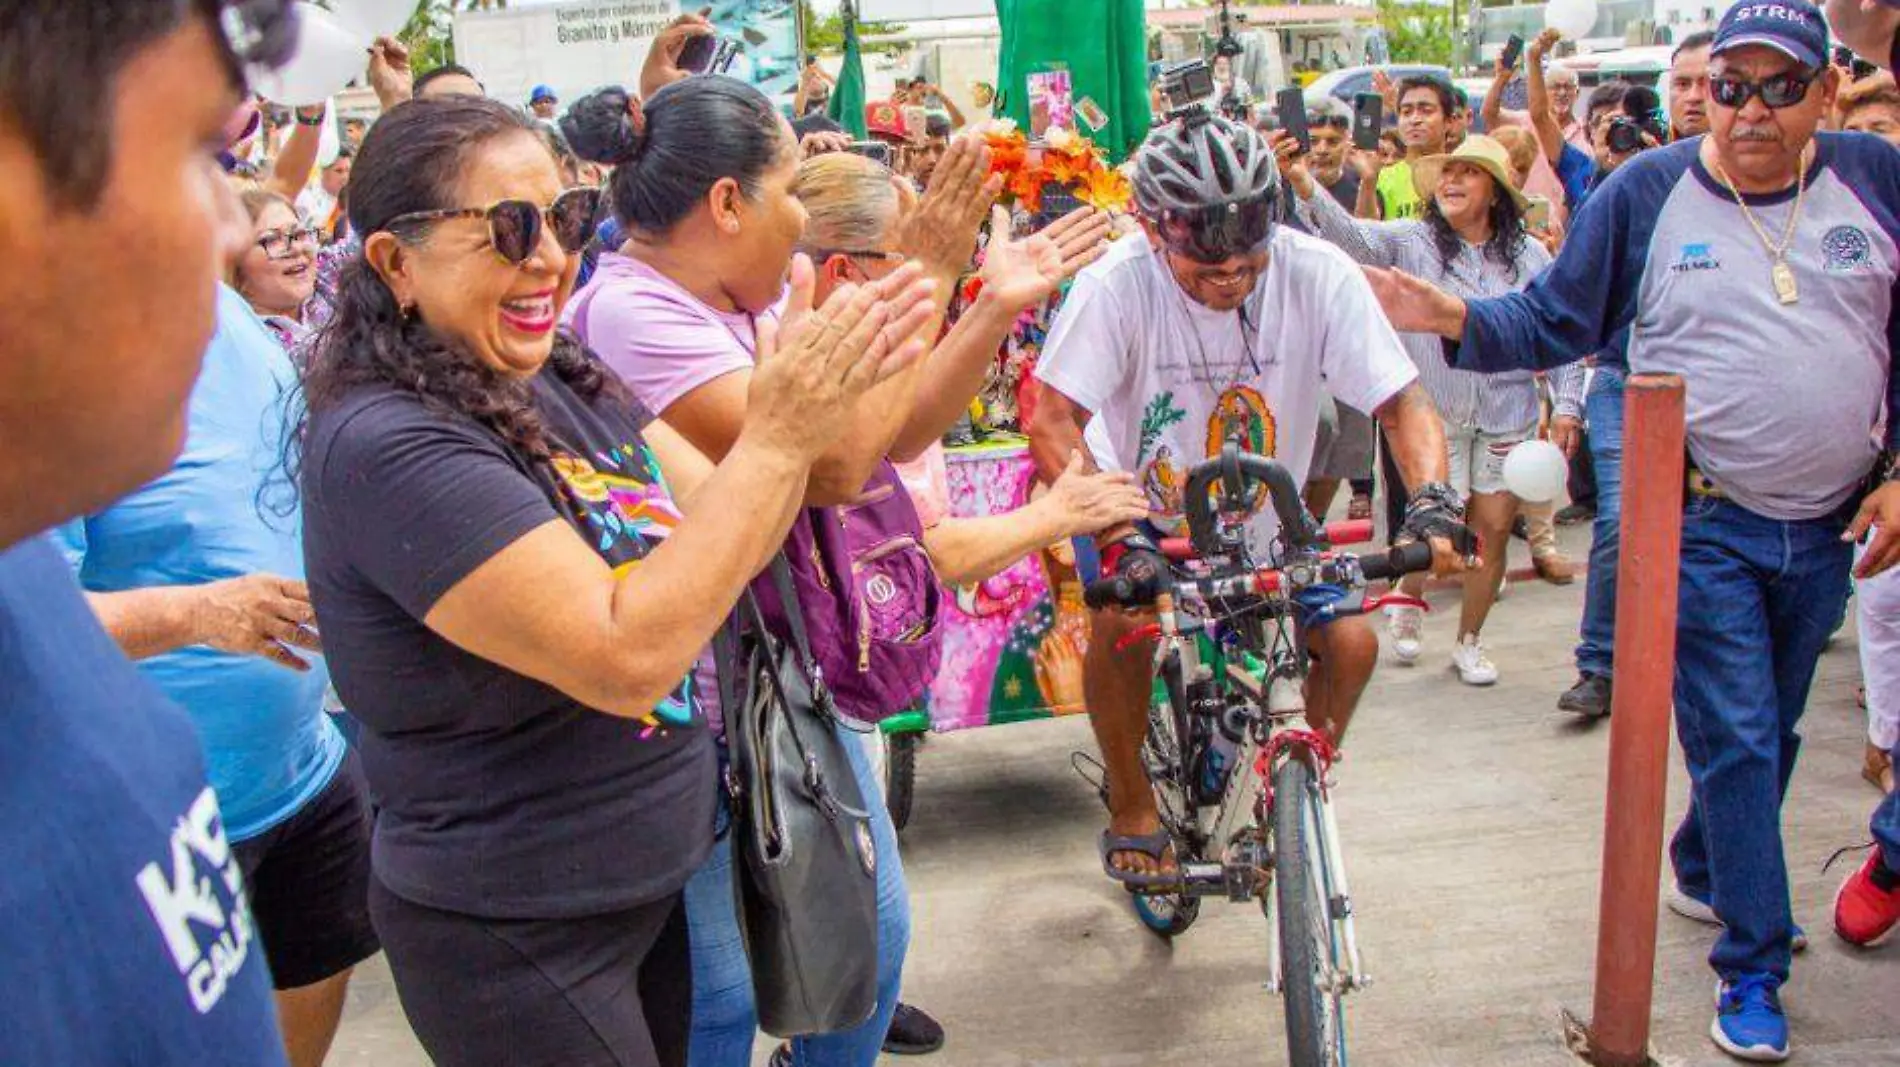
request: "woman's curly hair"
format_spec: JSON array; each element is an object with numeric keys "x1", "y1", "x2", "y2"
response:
[{"x1": 287, "y1": 95, "x2": 622, "y2": 498}]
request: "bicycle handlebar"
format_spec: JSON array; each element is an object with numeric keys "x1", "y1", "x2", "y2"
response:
[
  {"x1": 1183, "y1": 445, "x2": 1319, "y2": 558},
  {"x1": 1357, "y1": 540, "x2": 1435, "y2": 583}
]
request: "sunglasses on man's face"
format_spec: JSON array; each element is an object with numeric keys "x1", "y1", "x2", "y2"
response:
[
  {"x1": 1709, "y1": 70, "x2": 1817, "y2": 110},
  {"x1": 385, "y1": 187, "x2": 603, "y2": 266}
]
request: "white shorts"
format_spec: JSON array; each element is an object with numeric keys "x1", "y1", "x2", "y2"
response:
[{"x1": 1446, "y1": 423, "x2": 1534, "y2": 499}]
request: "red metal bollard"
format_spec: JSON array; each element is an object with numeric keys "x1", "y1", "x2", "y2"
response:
[{"x1": 1584, "y1": 373, "x2": 1687, "y2": 1067}]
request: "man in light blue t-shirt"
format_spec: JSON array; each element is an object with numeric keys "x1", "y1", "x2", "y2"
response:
[
  {"x1": 1370, "y1": 2, "x2": 1900, "y2": 1059},
  {"x1": 59, "y1": 283, "x2": 379, "y2": 1067}
]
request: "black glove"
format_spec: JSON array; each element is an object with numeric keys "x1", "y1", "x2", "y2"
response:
[
  {"x1": 1087, "y1": 533, "x2": 1169, "y2": 608},
  {"x1": 1399, "y1": 482, "x2": 1479, "y2": 558}
]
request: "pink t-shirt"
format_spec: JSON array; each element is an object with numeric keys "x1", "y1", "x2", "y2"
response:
[
  {"x1": 563, "y1": 251, "x2": 784, "y2": 732},
  {"x1": 565, "y1": 251, "x2": 779, "y2": 416},
  {"x1": 893, "y1": 443, "x2": 951, "y2": 529}
]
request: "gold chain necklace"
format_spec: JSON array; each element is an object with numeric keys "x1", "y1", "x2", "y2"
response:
[{"x1": 1710, "y1": 146, "x2": 1809, "y2": 306}]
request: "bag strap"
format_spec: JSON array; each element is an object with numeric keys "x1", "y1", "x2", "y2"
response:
[{"x1": 767, "y1": 551, "x2": 823, "y2": 691}]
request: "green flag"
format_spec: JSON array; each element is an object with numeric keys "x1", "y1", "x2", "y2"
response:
[
  {"x1": 995, "y1": 0, "x2": 1151, "y2": 162},
  {"x1": 826, "y1": 1, "x2": 868, "y2": 138}
]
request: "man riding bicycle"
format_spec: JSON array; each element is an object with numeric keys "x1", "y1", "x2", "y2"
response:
[{"x1": 1026, "y1": 110, "x2": 1470, "y2": 888}]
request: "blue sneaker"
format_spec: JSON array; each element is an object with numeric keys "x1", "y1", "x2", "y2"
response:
[{"x1": 1710, "y1": 974, "x2": 1789, "y2": 1062}]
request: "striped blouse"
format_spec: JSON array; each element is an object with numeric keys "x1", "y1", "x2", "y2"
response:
[{"x1": 1294, "y1": 183, "x2": 1585, "y2": 433}]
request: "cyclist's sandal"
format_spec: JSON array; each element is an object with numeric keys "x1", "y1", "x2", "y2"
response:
[{"x1": 1099, "y1": 829, "x2": 1180, "y2": 890}]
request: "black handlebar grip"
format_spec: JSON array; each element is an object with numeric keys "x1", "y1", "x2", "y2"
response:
[
  {"x1": 1084, "y1": 576, "x2": 1134, "y2": 611},
  {"x1": 1360, "y1": 541, "x2": 1436, "y2": 582}
]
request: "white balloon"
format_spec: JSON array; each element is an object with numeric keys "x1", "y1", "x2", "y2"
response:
[
  {"x1": 316, "y1": 102, "x2": 343, "y2": 167},
  {"x1": 1502, "y1": 439, "x2": 1569, "y2": 503},
  {"x1": 1545, "y1": 0, "x2": 1599, "y2": 40},
  {"x1": 249, "y1": 5, "x2": 364, "y2": 107},
  {"x1": 329, "y1": 0, "x2": 422, "y2": 44}
]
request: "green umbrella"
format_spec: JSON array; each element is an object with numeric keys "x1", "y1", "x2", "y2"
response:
[{"x1": 826, "y1": 0, "x2": 869, "y2": 138}]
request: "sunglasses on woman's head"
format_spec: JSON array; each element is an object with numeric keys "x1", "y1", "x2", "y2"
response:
[
  {"x1": 384, "y1": 187, "x2": 603, "y2": 266},
  {"x1": 1709, "y1": 70, "x2": 1817, "y2": 110}
]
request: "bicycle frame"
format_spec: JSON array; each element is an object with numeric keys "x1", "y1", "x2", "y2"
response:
[{"x1": 1146, "y1": 602, "x2": 1370, "y2": 1000}]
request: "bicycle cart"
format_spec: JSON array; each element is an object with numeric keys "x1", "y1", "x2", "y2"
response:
[{"x1": 874, "y1": 436, "x2": 1096, "y2": 829}]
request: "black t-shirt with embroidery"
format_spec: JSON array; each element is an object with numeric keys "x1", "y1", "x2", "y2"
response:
[{"x1": 302, "y1": 367, "x2": 713, "y2": 919}]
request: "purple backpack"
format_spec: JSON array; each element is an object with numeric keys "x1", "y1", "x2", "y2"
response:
[
  {"x1": 568, "y1": 281, "x2": 941, "y2": 723},
  {"x1": 752, "y1": 463, "x2": 943, "y2": 724}
]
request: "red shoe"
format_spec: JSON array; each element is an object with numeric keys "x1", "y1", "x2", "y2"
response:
[{"x1": 1834, "y1": 850, "x2": 1900, "y2": 948}]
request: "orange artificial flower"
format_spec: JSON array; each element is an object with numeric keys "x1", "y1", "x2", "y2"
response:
[
  {"x1": 1007, "y1": 166, "x2": 1046, "y2": 214},
  {"x1": 1075, "y1": 166, "x2": 1133, "y2": 212}
]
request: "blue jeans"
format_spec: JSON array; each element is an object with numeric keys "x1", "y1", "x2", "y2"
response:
[
  {"x1": 684, "y1": 726, "x2": 909, "y2": 1067},
  {"x1": 1876, "y1": 744, "x2": 1900, "y2": 875},
  {"x1": 1668, "y1": 497, "x2": 1852, "y2": 982},
  {"x1": 1575, "y1": 367, "x2": 1625, "y2": 679}
]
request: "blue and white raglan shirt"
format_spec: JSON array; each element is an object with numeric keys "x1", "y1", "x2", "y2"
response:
[{"x1": 1452, "y1": 134, "x2": 1900, "y2": 521}]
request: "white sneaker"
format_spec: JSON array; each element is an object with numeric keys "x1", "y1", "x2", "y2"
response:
[
  {"x1": 1451, "y1": 634, "x2": 1499, "y2": 686},
  {"x1": 1668, "y1": 885, "x2": 1809, "y2": 952},
  {"x1": 1387, "y1": 604, "x2": 1423, "y2": 664}
]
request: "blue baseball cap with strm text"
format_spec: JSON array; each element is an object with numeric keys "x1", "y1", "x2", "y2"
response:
[{"x1": 1711, "y1": 0, "x2": 1830, "y2": 71}]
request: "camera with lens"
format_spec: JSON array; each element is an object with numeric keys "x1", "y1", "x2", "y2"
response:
[
  {"x1": 1159, "y1": 59, "x2": 1218, "y2": 124},
  {"x1": 1608, "y1": 85, "x2": 1667, "y2": 155}
]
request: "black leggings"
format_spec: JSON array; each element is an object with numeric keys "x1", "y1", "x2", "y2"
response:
[{"x1": 369, "y1": 878, "x2": 692, "y2": 1067}]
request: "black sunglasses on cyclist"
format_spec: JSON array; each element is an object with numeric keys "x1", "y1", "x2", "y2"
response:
[
  {"x1": 385, "y1": 188, "x2": 604, "y2": 266},
  {"x1": 1155, "y1": 199, "x2": 1276, "y2": 264},
  {"x1": 1709, "y1": 70, "x2": 1817, "y2": 109}
]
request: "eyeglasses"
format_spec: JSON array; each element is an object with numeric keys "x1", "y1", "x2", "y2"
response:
[
  {"x1": 804, "y1": 248, "x2": 906, "y2": 265},
  {"x1": 200, "y1": 0, "x2": 300, "y2": 87},
  {"x1": 256, "y1": 226, "x2": 321, "y2": 259},
  {"x1": 1709, "y1": 71, "x2": 1817, "y2": 110},
  {"x1": 1305, "y1": 112, "x2": 1351, "y2": 130},
  {"x1": 384, "y1": 187, "x2": 603, "y2": 266},
  {"x1": 1153, "y1": 199, "x2": 1276, "y2": 264}
]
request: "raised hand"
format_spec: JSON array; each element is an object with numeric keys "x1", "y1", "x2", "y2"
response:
[
  {"x1": 894, "y1": 132, "x2": 1000, "y2": 278},
  {"x1": 190, "y1": 574, "x2": 322, "y2": 672},
  {"x1": 1269, "y1": 131, "x2": 1315, "y2": 199},
  {"x1": 1361, "y1": 265, "x2": 1467, "y2": 337},
  {"x1": 1034, "y1": 205, "x2": 1114, "y2": 281},
  {"x1": 641, "y1": 11, "x2": 715, "y2": 100},
  {"x1": 1528, "y1": 27, "x2": 1562, "y2": 63},
  {"x1": 366, "y1": 36, "x2": 413, "y2": 109},
  {"x1": 799, "y1": 130, "x2": 852, "y2": 158},
  {"x1": 975, "y1": 206, "x2": 1064, "y2": 313},
  {"x1": 746, "y1": 255, "x2": 938, "y2": 463}
]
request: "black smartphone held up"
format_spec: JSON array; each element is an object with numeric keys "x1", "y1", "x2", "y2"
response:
[
  {"x1": 1500, "y1": 33, "x2": 1525, "y2": 72},
  {"x1": 677, "y1": 33, "x2": 717, "y2": 73},
  {"x1": 846, "y1": 140, "x2": 893, "y2": 166},
  {"x1": 1351, "y1": 91, "x2": 1383, "y2": 151},
  {"x1": 1276, "y1": 87, "x2": 1310, "y2": 152}
]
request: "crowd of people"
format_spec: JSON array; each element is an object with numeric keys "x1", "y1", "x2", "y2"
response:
[{"x1": 2, "y1": 1, "x2": 1897, "y2": 1066}]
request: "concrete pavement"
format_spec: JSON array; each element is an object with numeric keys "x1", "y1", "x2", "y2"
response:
[{"x1": 326, "y1": 526, "x2": 1900, "y2": 1065}]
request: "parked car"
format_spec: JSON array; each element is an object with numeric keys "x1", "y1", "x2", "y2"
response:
[{"x1": 1302, "y1": 63, "x2": 1455, "y2": 110}]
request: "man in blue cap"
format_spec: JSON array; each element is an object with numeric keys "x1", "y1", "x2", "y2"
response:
[
  {"x1": 530, "y1": 83, "x2": 559, "y2": 120},
  {"x1": 1366, "y1": 0, "x2": 1900, "y2": 1059}
]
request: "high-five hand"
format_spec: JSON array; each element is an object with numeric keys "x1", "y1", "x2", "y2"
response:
[{"x1": 1361, "y1": 266, "x2": 1468, "y2": 338}]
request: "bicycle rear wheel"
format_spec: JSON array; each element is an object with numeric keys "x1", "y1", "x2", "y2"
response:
[{"x1": 1271, "y1": 756, "x2": 1346, "y2": 1067}]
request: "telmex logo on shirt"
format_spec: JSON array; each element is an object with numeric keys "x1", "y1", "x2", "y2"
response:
[
  {"x1": 135, "y1": 786, "x2": 256, "y2": 1014},
  {"x1": 1671, "y1": 242, "x2": 1723, "y2": 274}
]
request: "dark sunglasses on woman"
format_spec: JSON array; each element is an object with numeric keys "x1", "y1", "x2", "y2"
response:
[
  {"x1": 384, "y1": 187, "x2": 604, "y2": 266},
  {"x1": 1709, "y1": 70, "x2": 1817, "y2": 110}
]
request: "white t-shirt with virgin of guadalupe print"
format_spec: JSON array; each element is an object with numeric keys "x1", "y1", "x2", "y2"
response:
[{"x1": 1036, "y1": 229, "x2": 1418, "y2": 550}]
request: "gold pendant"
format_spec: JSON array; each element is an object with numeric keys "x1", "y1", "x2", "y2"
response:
[{"x1": 1772, "y1": 260, "x2": 1799, "y2": 305}]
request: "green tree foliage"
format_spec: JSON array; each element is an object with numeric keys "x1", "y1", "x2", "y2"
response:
[
  {"x1": 798, "y1": 0, "x2": 908, "y2": 56},
  {"x1": 1376, "y1": 0, "x2": 1456, "y2": 65}
]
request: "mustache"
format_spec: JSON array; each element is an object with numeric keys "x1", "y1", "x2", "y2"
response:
[{"x1": 1730, "y1": 125, "x2": 1781, "y2": 142}]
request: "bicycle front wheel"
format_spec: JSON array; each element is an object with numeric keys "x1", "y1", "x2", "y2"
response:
[{"x1": 1271, "y1": 756, "x2": 1346, "y2": 1067}]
